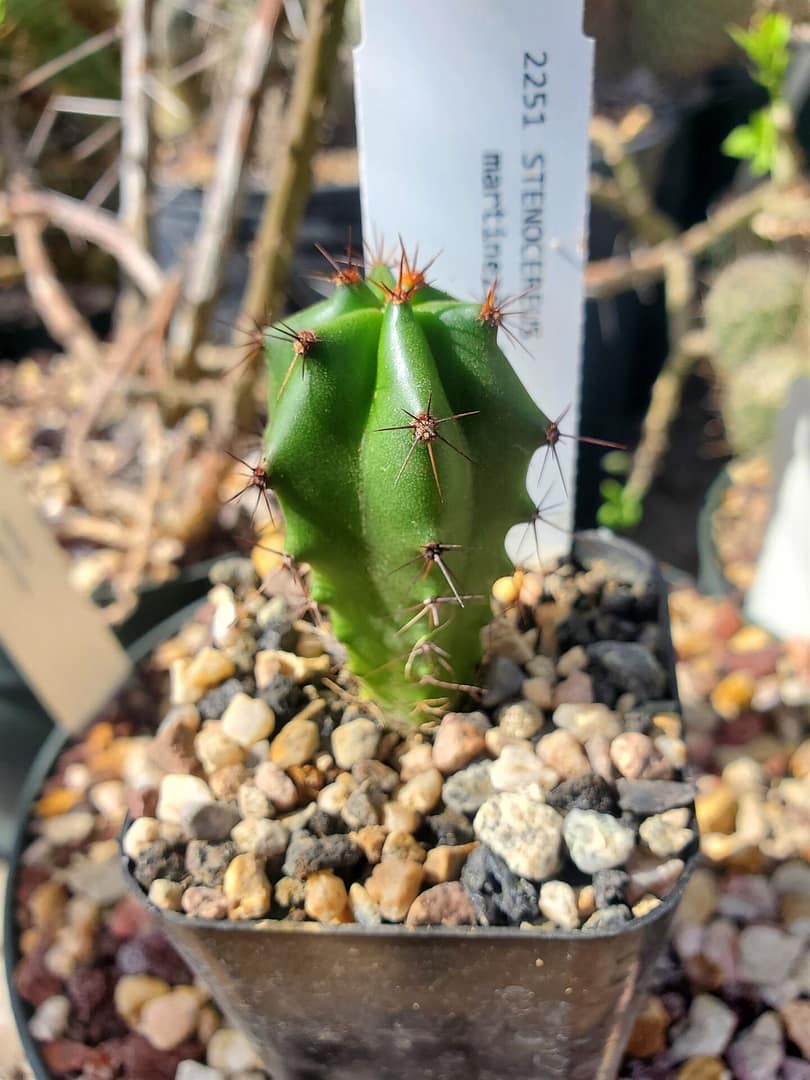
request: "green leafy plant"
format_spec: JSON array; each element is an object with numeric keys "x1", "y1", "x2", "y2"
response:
[
  {"x1": 596, "y1": 478, "x2": 643, "y2": 532},
  {"x1": 722, "y1": 13, "x2": 794, "y2": 178},
  {"x1": 261, "y1": 252, "x2": 553, "y2": 718}
]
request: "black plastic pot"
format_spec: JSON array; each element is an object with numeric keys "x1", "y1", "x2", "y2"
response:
[
  {"x1": 122, "y1": 532, "x2": 697, "y2": 1080},
  {"x1": 3, "y1": 598, "x2": 207, "y2": 1080}
]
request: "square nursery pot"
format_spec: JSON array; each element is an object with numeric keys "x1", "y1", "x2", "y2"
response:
[{"x1": 122, "y1": 532, "x2": 698, "y2": 1080}]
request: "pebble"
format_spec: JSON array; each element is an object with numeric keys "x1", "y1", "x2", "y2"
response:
[
  {"x1": 221, "y1": 693, "x2": 275, "y2": 747},
  {"x1": 626, "y1": 858, "x2": 685, "y2": 903},
  {"x1": 711, "y1": 671, "x2": 755, "y2": 719},
  {"x1": 483, "y1": 655, "x2": 524, "y2": 706},
  {"x1": 89, "y1": 779, "x2": 129, "y2": 822},
  {"x1": 176, "y1": 1063, "x2": 226, "y2": 1080},
  {"x1": 675, "y1": 1058, "x2": 731, "y2": 1080},
  {"x1": 538, "y1": 880, "x2": 579, "y2": 930},
  {"x1": 406, "y1": 882, "x2": 477, "y2": 927},
  {"x1": 223, "y1": 854, "x2": 272, "y2": 919},
  {"x1": 347, "y1": 882, "x2": 381, "y2": 925},
  {"x1": 738, "y1": 925, "x2": 804, "y2": 986},
  {"x1": 157, "y1": 774, "x2": 215, "y2": 825},
  {"x1": 552, "y1": 703, "x2": 621, "y2": 742},
  {"x1": 473, "y1": 794, "x2": 563, "y2": 880},
  {"x1": 269, "y1": 717, "x2": 320, "y2": 767},
  {"x1": 187, "y1": 647, "x2": 237, "y2": 694},
  {"x1": 640, "y1": 810, "x2": 695, "y2": 858},
  {"x1": 423, "y1": 842, "x2": 478, "y2": 885},
  {"x1": 365, "y1": 859, "x2": 424, "y2": 922},
  {"x1": 282, "y1": 833, "x2": 361, "y2": 877},
  {"x1": 442, "y1": 761, "x2": 495, "y2": 814},
  {"x1": 382, "y1": 831, "x2": 426, "y2": 863},
  {"x1": 582, "y1": 905, "x2": 631, "y2": 931},
  {"x1": 432, "y1": 712, "x2": 488, "y2": 773},
  {"x1": 587, "y1": 641, "x2": 667, "y2": 700},
  {"x1": 182, "y1": 886, "x2": 230, "y2": 920},
  {"x1": 148, "y1": 878, "x2": 185, "y2": 911},
  {"x1": 39, "y1": 811, "x2": 95, "y2": 845},
  {"x1": 382, "y1": 801, "x2": 420, "y2": 834},
  {"x1": 610, "y1": 732, "x2": 653, "y2": 779},
  {"x1": 396, "y1": 767, "x2": 443, "y2": 813},
  {"x1": 231, "y1": 818, "x2": 289, "y2": 858},
  {"x1": 304, "y1": 871, "x2": 349, "y2": 923},
  {"x1": 546, "y1": 773, "x2": 618, "y2": 816},
  {"x1": 341, "y1": 786, "x2": 381, "y2": 829},
  {"x1": 237, "y1": 783, "x2": 273, "y2": 819},
  {"x1": 138, "y1": 985, "x2": 202, "y2": 1051},
  {"x1": 522, "y1": 676, "x2": 554, "y2": 710},
  {"x1": 669, "y1": 994, "x2": 738, "y2": 1061},
  {"x1": 149, "y1": 706, "x2": 201, "y2": 774},
  {"x1": 460, "y1": 844, "x2": 538, "y2": 925},
  {"x1": 28, "y1": 994, "x2": 70, "y2": 1041},
  {"x1": 331, "y1": 718, "x2": 381, "y2": 769},
  {"x1": 781, "y1": 999, "x2": 810, "y2": 1059},
  {"x1": 207, "y1": 1028, "x2": 262, "y2": 1072},
  {"x1": 254, "y1": 761, "x2": 298, "y2": 810},
  {"x1": 625, "y1": 994, "x2": 669, "y2": 1058},
  {"x1": 537, "y1": 729, "x2": 590, "y2": 779},
  {"x1": 185, "y1": 801, "x2": 241, "y2": 842},
  {"x1": 114, "y1": 974, "x2": 172, "y2": 1027},
  {"x1": 497, "y1": 700, "x2": 544, "y2": 739},
  {"x1": 397, "y1": 742, "x2": 434, "y2": 779},
  {"x1": 563, "y1": 809, "x2": 636, "y2": 874},
  {"x1": 491, "y1": 744, "x2": 555, "y2": 792},
  {"x1": 186, "y1": 839, "x2": 235, "y2": 887},
  {"x1": 726, "y1": 1011, "x2": 783, "y2": 1080},
  {"x1": 552, "y1": 670, "x2": 594, "y2": 706},
  {"x1": 617, "y1": 778, "x2": 697, "y2": 815}
]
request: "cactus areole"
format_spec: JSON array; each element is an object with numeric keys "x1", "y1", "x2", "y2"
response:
[{"x1": 263, "y1": 251, "x2": 549, "y2": 718}]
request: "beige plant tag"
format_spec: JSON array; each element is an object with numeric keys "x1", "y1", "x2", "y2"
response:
[{"x1": 0, "y1": 460, "x2": 132, "y2": 732}]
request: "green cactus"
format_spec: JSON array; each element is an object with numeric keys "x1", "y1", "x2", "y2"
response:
[
  {"x1": 262, "y1": 252, "x2": 547, "y2": 718},
  {"x1": 705, "y1": 253, "x2": 806, "y2": 372},
  {"x1": 722, "y1": 342, "x2": 809, "y2": 455}
]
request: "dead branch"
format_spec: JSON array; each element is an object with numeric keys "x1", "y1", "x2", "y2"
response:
[
  {"x1": 119, "y1": 0, "x2": 155, "y2": 316},
  {"x1": 7, "y1": 176, "x2": 103, "y2": 367},
  {"x1": 0, "y1": 188, "x2": 163, "y2": 296},
  {"x1": 64, "y1": 275, "x2": 182, "y2": 515},
  {"x1": 168, "y1": 0, "x2": 285, "y2": 373},
  {"x1": 623, "y1": 259, "x2": 706, "y2": 506},
  {"x1": 241, "y1": 0, "x2": 348, "y2": 328},
  {"x1": 589, "y1": 117, "x2": 677, "y2": 246},
  {"x1": 585, "y1": 182, "x2": 786, "y2": 300}
]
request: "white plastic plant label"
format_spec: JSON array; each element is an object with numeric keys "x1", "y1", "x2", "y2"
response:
[
  {"x1": 0, "y1": 460, "x2": 132, "y2": 732},
  {"x1": 354, "y1": 0, "x2": 594, "y2": 564},
  {"x1": 746, "y1": 378, "x2": 810, "y2": 640}
]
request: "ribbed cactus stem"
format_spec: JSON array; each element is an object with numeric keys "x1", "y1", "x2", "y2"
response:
[{"x1": 263, "y1": 249, "x2": 548, "y2": 718}]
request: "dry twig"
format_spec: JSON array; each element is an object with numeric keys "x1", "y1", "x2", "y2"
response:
[
  {"x1": 118, "y1": 0, "x2": 156, "y2": 317},
  {"x1": 168, "y1": 0, "x2": 285, "y2": 372}
]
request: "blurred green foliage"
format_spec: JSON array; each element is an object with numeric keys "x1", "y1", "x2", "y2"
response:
[
  {"x1": 722, "y1": 13, "x2": 793, "y2": 177},
  {"x1": 3, "y1": 0, "x2": 119, "y2": 97}
]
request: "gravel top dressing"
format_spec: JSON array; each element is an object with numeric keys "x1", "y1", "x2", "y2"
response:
[{"x1": 119, "y1": 554, "x2": 695, "y2": 935}]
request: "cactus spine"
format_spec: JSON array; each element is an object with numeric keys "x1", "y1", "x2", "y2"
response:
[{"x1": 262, "y1": 252, "x2": 547, "y2": 717}]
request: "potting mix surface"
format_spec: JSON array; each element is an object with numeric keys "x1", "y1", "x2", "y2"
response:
[{"x1": 8, "y1": 556, "x2": 810, "y2": 1079}]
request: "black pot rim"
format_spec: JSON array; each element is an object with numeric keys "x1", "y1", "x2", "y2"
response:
[{"x1": 3, "y1": 599, "x2": 207, "y2": 1080}]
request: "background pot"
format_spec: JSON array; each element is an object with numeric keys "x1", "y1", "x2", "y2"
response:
[
  {"x1": 3, "y1": 597, "x2": 207, "y2": 1080},
  {"x1": 123, "y1": 532, "x2": 698, "y2": 1080},
  {"x1": 0, "y1": 558, "x2": 218, "y2": 856}
]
